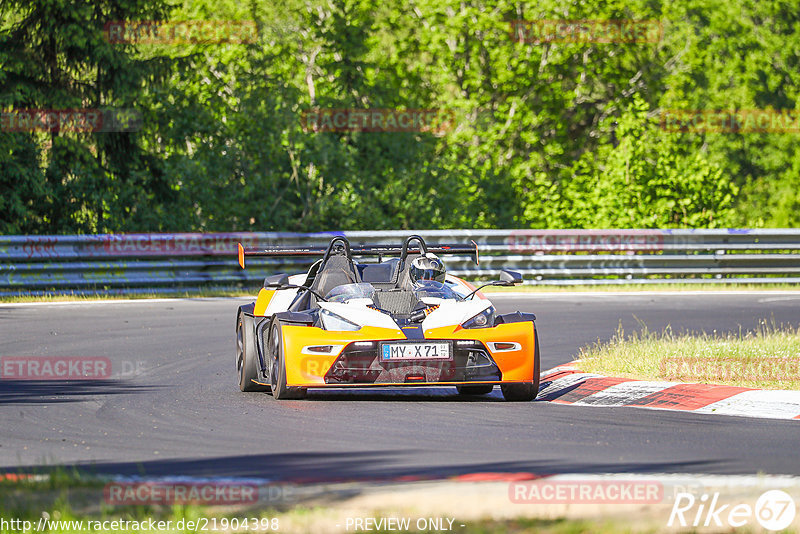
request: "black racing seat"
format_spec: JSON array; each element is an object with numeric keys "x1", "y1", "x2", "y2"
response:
[
  {"x1": 397, "y1": 253, "x2": 422, "y2": 291},
  {"x1": 310, "y1": 252, "x2": 361, "y2": 299},
  {"x1": 357, "y1": 258, "x2": 401, "y2": 290},
  {"x1": 289, "y1": 238, "x2": 361, "y2": 312},
  {"x1": 358, "y1": 257, "x2": 421, "y2": 313},
  {"x1": 396, "y1": 235, "x2": 428, "y2": 291}
]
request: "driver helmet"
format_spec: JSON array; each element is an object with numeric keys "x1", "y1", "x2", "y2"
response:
[{"x1": 409, "y1": 253, "x2": 446, "y2": 283}]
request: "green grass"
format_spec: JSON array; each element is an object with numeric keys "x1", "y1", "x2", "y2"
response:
[
  {"x1": 482, "y1": 282, "x2": 800, "y2": 293},
  {"x1": 0, "y1": 476, "x2": 647, "y2": 534},
  {"x1": 2, "y1": 471, "x2": 795, "y2": 533},
  {"x1": 576, "y1": 320, "x2": 800, "y2": 390},
  {"x1": 0, "y1": 472, "x2": 279, "y2": 533},
  {"x1": 0, "y1": 288, "x2": 252, "y2": 303}
]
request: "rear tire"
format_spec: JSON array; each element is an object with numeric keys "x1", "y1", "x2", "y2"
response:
[
  {"x1": 456, "y1": 385, "x2": 494, "y2": 396},
  {"x1": 269, "y1": 321, "x2": 307, "y2": 400},
  {"x1": 500, "y1": 326, "x2": 541, "y2": 402},
  {"x1": 237, "y1": 314, "x2": 269, "y2": 392}
]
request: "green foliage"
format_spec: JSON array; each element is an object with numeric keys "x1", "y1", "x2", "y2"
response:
[
  {"x1": 0, "y1": 133, "x2": 48, "y2": 233},
  {"x1": 564, "y1": 96, "x2": 737, "y2": 228},
  {"x1": 0, "y1": 0, "x2": 174, "y2": 233},
  {"x1": 0, "y1": 0, "x2": 796, "y2": 234}
]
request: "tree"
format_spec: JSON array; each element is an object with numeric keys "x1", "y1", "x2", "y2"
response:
[
  {"x1": 565, "y1": 96, "x2": 738, "y2": 228},
  {"x1": 0, "y1": 0, "x2": 174, "y2": 233}
]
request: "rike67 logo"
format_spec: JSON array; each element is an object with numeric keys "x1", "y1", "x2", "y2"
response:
[{"x1": 669, "y1": 490, "x2": 796, "y2": 531}]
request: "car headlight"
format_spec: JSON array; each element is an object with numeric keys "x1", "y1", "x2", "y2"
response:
[
  {"x1": 320, "y1": 309, "x2": 361, "y2": 331},
  {"x1": 462, "y1": 306, "x2": 495, "y2": 329}
]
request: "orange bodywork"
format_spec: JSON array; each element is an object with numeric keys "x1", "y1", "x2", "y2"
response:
[
  {"x1": 281, "y1": 322, "x2": 537, "y2": 388},
  {"x1": 253, "y1": 288, "x2": 275, "y2": 316}
]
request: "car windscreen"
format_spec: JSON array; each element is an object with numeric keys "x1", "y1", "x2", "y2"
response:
[
  {"x1": 412, "y1": 280, "x2": 463, "y2": 301},
  {"x1": 325, "y1": 282, "x2": 376, "y2": 303}
]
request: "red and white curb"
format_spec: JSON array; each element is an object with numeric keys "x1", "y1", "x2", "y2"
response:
[{"x1": 539, "y1": 365, "x2": 800, "y2": 421}]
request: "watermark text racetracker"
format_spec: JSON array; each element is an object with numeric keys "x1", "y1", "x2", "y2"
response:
[
  {"x1": 0, "y1": 109, "x2": 141, "y2": 133},
  {"x1": 506, "y1": 230, "x2": 665, "y2": 252},
  {"x1": 104, "y1": 482, "x2": 262, "y2": 505},
  {"x1": 103, "y1": 20, "x2": 257, "y2": 45},
  {"x1": 509, "y1": 19, "x2": 663, "y2": 44},
  {"x1": 15, "y1": 233, "x2": 271, "y2": 260},
  {"x1": 660, "y1": 109, "x2": 800, "y2": 134},
  {"x1": 509, "y1": 480, "x2": 663, "y2": 504},
  {"x1": 661, "y1": 357, "x2": 800, "y2": 383},
  {"x1": 0, "y1": 357, "x2": 111, "y2": 380},
  {"x1": 301, "y1": 109, "x2": 455, "y2": 134},
  {"x1": 95, "y1": 233, "x2": 262, "y2": 256},
  {"x1": 0, "y1": 357, "x2": 146, "y2": 380}
]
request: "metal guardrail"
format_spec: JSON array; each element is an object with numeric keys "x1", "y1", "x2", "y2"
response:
[{"x1": 2, "y1": 229, "x2": 800, "y2": 295}]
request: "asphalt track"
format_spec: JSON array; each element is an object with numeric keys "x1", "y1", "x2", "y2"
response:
[{"x1": 1, "y1": 292, "x2": 799, "y2": 481}]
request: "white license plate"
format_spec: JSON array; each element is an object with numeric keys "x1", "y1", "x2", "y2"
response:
[{"x1": 381, "y1": 342, "x2": 451, "y2": 361}]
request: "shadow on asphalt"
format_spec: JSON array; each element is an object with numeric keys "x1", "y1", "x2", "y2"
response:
[
  {"x1": 284, "y1": 383, "x2": 559, "y2": 402},
  {"x1": 302, "y1": 388, "x2": 508, "y2": 402},
  {"x1": 1, "y1": 452, "x2": 718, "y2": 482},
  {"x1": 0, "y1": 379, "x2": 163, "y2": 404}
]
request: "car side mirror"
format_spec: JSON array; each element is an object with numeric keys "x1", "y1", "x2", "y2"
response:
[
  {"x1": 264, "y1": 273, "x2": 290, "y2": 288},
  {"x1": 499, "y1": 269, "x2": 523, "y2": 286}
]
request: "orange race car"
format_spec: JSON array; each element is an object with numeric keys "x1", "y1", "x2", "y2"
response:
[{"x1": 235, "y1": 235, "x2": 540, "y2": 401}]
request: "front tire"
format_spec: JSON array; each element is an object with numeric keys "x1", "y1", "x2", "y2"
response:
[
  {"x1": 237, "y1": 314, "x2": 269, "y2": 392},
  {"x1": 269, "y1": 321, "x2": 307, "y2": 400},
  {"x1": 500, "y1": 326, "x2": 541, "y2": 402}
]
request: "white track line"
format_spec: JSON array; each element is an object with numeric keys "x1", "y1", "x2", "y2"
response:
[
  {"x1": 694, "y1": 390, "x2": 800, "y2": 420},
  {"x1": 490, "y1": 290, "x2": 800, "y2": 298},
  {"x1": 574, "y1": 381, "x2": 679, "y2": 407},
  {"x1": 537, "y1": 365, "x2": 800, "y2": 420}
]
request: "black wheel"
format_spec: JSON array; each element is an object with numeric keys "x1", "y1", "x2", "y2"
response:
[
  {"x1": 269, "y1": 321, "x2": 307, "y2": 400},
  {"x1": 237, "y1": 314, "x2": 269, "y2": 392},
  {"x1": 456, "y1": 384, "x2": 494, "y2": 395},
  {"x1": 501, "y1": 326, "x2": 541, "y2": 402}
]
